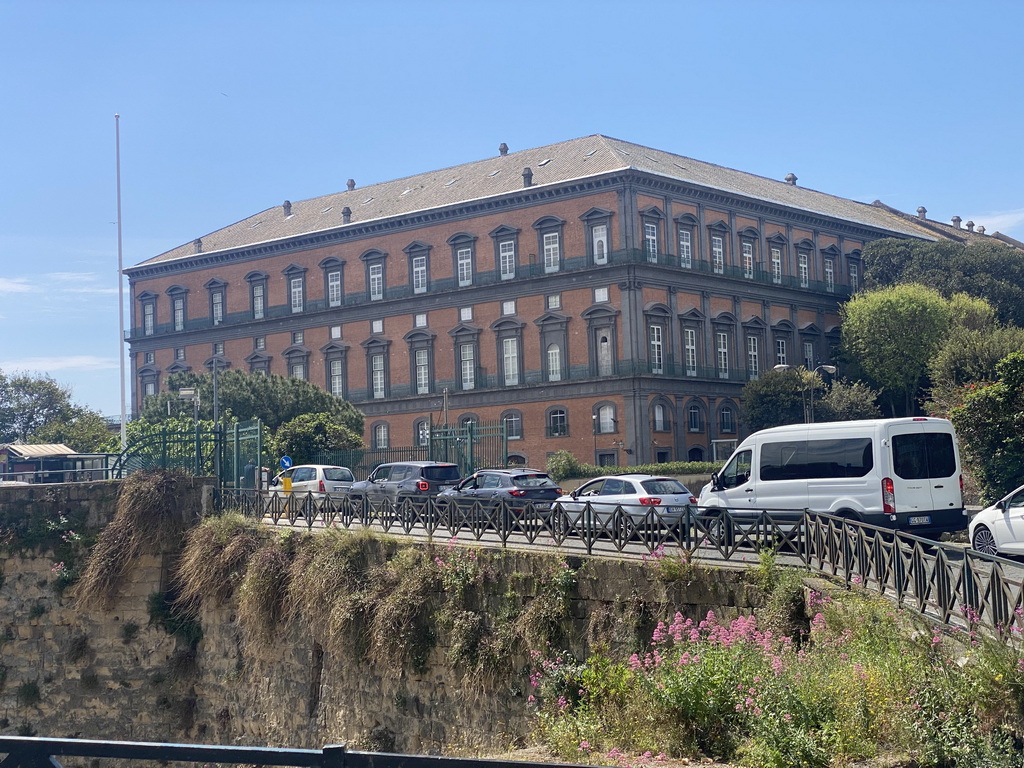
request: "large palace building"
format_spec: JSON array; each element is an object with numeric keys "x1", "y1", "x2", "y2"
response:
[{"x1": 124, "y1": 135, "x2": 986, "y2": 467}]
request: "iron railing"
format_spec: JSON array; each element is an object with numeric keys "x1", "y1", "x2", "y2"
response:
[
  {"x1": 221, "y1": 492, "x2": 1024, "y2": 637},
  {"x1": 0, "y1": 736, "x2": 583, "y2": 768}
]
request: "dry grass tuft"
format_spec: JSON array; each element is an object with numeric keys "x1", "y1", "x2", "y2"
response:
[
  {"x1": 174, "y1": 512, "x2": 268, "y2": 616},
  {"x1": 366, "y1": 546, "x2": 441, "y2": 668},
  {"x1": 76, "y1": 469, "x2": 197, "y2": 609},
  {"x1": 236, "y1": 539, "x2": 294, "y2": 649}
]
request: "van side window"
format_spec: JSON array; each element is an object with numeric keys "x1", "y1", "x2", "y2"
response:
[
  {"x1": 892, "y1": 433, "x2": 956, "y2": 479},
  {"x1": 760, "y1": 438, "x2": 873, "y2": 481},
  {"x1": 720, "y1": 450, "x2": 752, "y2": 488}
]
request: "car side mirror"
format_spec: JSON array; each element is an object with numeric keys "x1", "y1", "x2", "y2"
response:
[{"x1": 269, "y1": 477, "x2": 279, "y2": 487}]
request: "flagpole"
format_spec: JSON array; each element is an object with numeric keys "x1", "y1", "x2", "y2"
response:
[{"x1": 116, "y1": 114, "x2": 127, "y2": 449}]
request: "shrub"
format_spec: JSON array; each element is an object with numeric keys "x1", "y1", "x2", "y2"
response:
[{"x1": 546, "y1": 451, "x2": 721, "y2": 482}]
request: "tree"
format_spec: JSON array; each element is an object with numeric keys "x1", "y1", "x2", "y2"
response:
[
  {"x1": 268, "y1": 412, "x2": 363, "y2": 465},
  {"x1": 140, "y1": 369, "x2": 364, "y2": 435},
  {"x1": 862, "y1": 238, "x2": 1024, "y2": 326},
  {"x1": 0, "y1": 370, "x2": 86, "y2": 444},
  {"x1": 815, "y1": 380, "x2": 881, "y2": 422},
  {"x1": 840, "y1": 284, "x2": 951, "y2": 416},
  {"x1": 950, "y1": 352, "x2": 1024, "y2": 503},
  {"x1": 31, "y1": 407, "x2": 112, "y2": 453},
  {"x1": 740, "y1": 368, "x2": 810, "y2": 432}
]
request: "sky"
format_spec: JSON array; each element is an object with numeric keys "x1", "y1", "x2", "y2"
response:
[{"x1": 1, "y1": 0, "x2": 1023, "y2": 420}]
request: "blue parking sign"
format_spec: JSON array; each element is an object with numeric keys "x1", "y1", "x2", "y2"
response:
[{"x1": 280, "y1": 456, "x2": 293, "y2": 469}]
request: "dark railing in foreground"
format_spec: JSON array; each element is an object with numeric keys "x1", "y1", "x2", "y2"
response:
[
  {"x1": 0, "y1": 736, "x2": 584, "y2": 768},
  {"x1": 222, "y1": 490, "x2": 1024, "y2": 637}
]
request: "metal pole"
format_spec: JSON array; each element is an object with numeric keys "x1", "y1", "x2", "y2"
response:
[
  {"x1": 115, "y1": 114, "x2": 127, "y2": 449},
  {"x1": 213, "y1": 362, "x2": 221, "y2": 486}
]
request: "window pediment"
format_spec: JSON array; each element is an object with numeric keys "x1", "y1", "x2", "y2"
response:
[
  {"x1": 766, "y1": 232, "x2": 788, "y2": 245},
  {"x1": 674, "y1": 212, "x2": 699, "y2": 226},
  {"x1": 489, "y1": 224, "x2": 520, "y2": 239},
  {"x1": 772, "y1": 318, "x2": 796, "y2": 331},
  {"x1": 203, "y1": 356, "x2": 231, "y2": 370},
  {"x1": 581, "y1": 305, "x2": 620, "y2": 321},
  {"x1": 796, "y1": 238, "x2": 815, "y2": 251},
  {"x1": 359, "y1": 248, "x2": 387, "y2": 262},
  {"x1": 643, "y1": 302, "x2": 671, "y2": 317},
  {"x1": 204, "y1": 278, "x2": 227, "y2": 290},
  {"x1": 282, "y1": 263, "x2": 307, "y2": 277},
  {"x1": 360, "y1": 337, "x2": 391, "y2": 351},
  {"x1": 245, "y1": 351, "x2": 271, "y2": 364},
  {"x1": 446, "y1": 232, "x2": 477, "y2": 246},
  {"x1": 166, "y1": 284, "x2": 188, "y2": 296},
  {"x1": 707, "y1": 219, "x2": 730, "y2": 232},
  {"x1": 639, "y1": 205, "x2": 665, "y2": 220},
  {"x1": 166, "y1": 361, "x2": 192, "y2": 374},
  {"x1": 402, "y1": 240, "x2": 432, "y2": 255},
  {"x1": 403, "y1": 329, "x2": 437, "y2": 343},
  {"x1": 678, "y1": 308, "x2": 706, "y2": 322},
  {"x1": 580, "y1": 207, "x2": 614, "y2": 222},
  {"x1": 712, "y1": 311, "x2": 737, "y2": 324},
  {"x1": 821, "y1": 244, "x2": 842, "y2": 257},
  {"x1": 534, "y1": 311, "x2": 569, "y2": 327},
  {"x1": 738, "y1": 226, "x2": 760, "y2": 239},
  {"x1": 318, "y1": 256, "x2": 345, "y2": 269},
  {"x1": 449, "y1": 323, "x2": 481, "y2": 339},
  {"x1": 245, "y1": 271, "x2": 269, "y2": 283},
  {"x1": 319, "y1": 341, "x2": 350, "y2": 354},
  {"x1": 800, "y1": 322, "x2": 821, "y2": 334},
  {"x1": 490, "y1": 317, "x2": 526, "y2": 332},
  {"x1": 532, "y1": 215, "x2": 565, "y2": 230},
  {"x1": 136, "y1": 291, "x2": 157, "y2": 301},
  {"x1": 742, "y1": 315, "x2": 768, "y2": 330}
]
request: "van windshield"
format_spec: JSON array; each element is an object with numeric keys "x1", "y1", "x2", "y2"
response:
[{"x1": 892, "y1": 433, "x2": 956, "y2": 479}]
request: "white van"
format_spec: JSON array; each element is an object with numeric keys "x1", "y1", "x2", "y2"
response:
[{"x1": 699, "y1": 417, "x2": 966, "y2": 534}]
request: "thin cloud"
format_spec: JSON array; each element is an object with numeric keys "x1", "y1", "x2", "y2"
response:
[
  {"x1": 63, "y1": 286, "x2": 120, "y2": 295},
  {"x1": 0, "y1": 355, "x2": 119, "y2": 374},
  {"x1": 0, "y1": 278, "x2": 32, "y2": 294},
  {"x1": 46, "y1": 271, "x2": 99, "y2": 282},
  {"x1": 968, "y1": 207, "x2": 1024, "y2": 235}
]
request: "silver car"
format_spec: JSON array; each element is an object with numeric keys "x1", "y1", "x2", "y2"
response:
[
  {"x1": 268, "y1": 464, "x2": 355, "y2": 500},
  {"x1": 555, "y1": 474, "x2": 697, "y2": 535}
]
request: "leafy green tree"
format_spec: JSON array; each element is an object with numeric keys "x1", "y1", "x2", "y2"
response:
[
  {"x1": 950, "y1": 352, "x2": 1024, "y2": 503},
  {"x1": 31, "y1": 407, "x2": 113, "y2": 453},
  {"x1": 0, "y1": 370, "x2": 91, "y2": 444},
  {"x1": 840, "y1": 284, "x2": 951, "y2": 417},
  {"x1": 816, "y1": 380, "x2": 881, "y2": 422},
  {"x1": 139, "y1": 369, "x2": 363, "y2": 435},
  {"x1": 268, "y1": 412, "x2": 363, "y2": 466},
  {"x1": 740, "y1": 367, "x2": 810, "y2": 432},
  {"x1": 862, "y1": 238, "x2": 1024, "y2": 326}
]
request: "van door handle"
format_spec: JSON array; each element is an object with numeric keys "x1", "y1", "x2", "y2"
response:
[{"x1": 745, "y1": 489, "x2": 754, "y2": 493}]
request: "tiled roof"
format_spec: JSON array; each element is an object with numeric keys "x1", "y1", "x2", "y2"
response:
[
  {"x1": 870, "y1": 201, "x2": 1023, "y2": 249},
  {"x1": 134, "y1": 134, "x2": 932, "y2": 269}
]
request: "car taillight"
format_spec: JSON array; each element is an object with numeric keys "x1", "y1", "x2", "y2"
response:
[
  {"x1": 417, "y1": 480, "x2": 430, "y2": 491},
  {"x1": 959, "y1": 474, "x2": 964, "y2": 502},
  {"x1": 882, "y1": 477, "x2": 895, "y2": 516},
  {"x1": 689, "y1": 495, "x2": 698, "y2": 505},
  {"x1": 509, "y1": 489, "x2": 527, "y2": 496},
  {"x1": 319, "y1": 480, "x2": 326, "y2": 493},
  {"x1": 639, "y1": 497, "x2": 661, "y2": 506},
  {"x1": 555, "y1": 487, "x2": 563, "y2": 494}
]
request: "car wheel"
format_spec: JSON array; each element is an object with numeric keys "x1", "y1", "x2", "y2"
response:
[
  {"x1": 702, "y1": 509, "x2": 733, "y2": 547},
  {"x1": 972, "y1": 525, "x2": 999, "y2": 556}
]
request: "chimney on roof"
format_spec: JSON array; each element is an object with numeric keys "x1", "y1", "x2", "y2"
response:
[
  {"x1": 499, "y1": 142, "x2": 509, "y2": 157},
  {"x1": 522, "y1": 167, "x2": 533, "y2": 187},
  {"x1": 342, "y1": 206, "x2": 352, "y2": 224},
  {"x1": 917, "y1": 206, "x2": 927, "y2": 219},
  {"x1": 283, "y1": 200, "x2": 292, "y2": 217},
  {"x1": 951, "y1": 216, "x2": 962, "y2": 229},
  {"x1": 346, "y1": 179, "x2": 356, "y2": 191},
  {"x1": 966, "y1": 220, "x2": 975, "y2": 232},
  {"x1": 193, "y1": 238, "x2": 202, "y2": 254},
  {"x1": 977, "y1": 225, "x2": 986, "y2": 234},
  {"x1": 784, "y1": 173, "x2": 797, "y2": 185}
]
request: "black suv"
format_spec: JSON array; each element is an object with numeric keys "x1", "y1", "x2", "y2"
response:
[
  {"x1": 347, "y1": 461, "x2": 461, "y2": 506},
  {"x1": 436, "y1": 468, "x2": 563, "y2": 514}
]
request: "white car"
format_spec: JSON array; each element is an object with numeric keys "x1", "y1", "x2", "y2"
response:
[
  {"x1": 268, "y1": 464, "x2": 355, "y2": 499},
  {"x1": 555, "y1": 474, "x2": 697, "y2": 534},
  {"x1": 969, "y1": 484, "x2": 1024, "y2": 556}
]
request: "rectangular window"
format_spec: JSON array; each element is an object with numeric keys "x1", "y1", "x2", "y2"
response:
[
  {"x1": 371, "y1": 319, "x2": 383, "y2": 334},
  {"x1": 804, "y1": 341, "x2": 815, "y2": 369},
  {"x1": 255, "y1": 336, "x2": 266, "y2": 351},
  {"x1": 173, "y1": 298, "x2": 185, "y2": 332},
  {"x1": 594, "y1": 286, "x2": 609, "y2": 303},
  {"x1": 369, "y1": 264, "x2": 383, "y2": 301},
  {"x1": 645, "y1": 222, "x2": 658, "y2": 262},
  {"x1": 292, "y1": 330, "x2": 303, "y2": 344},
  {"x1": 212, "y1": 291, "x2": 223, "y2": 325},
  {"x1": 415, "y1": 349, "x2": 429, "y2": 394},
  {"x1": 546, "y1": 294, "x2": 561, "y2": 310},
  {"x1": 143, "y1": 303, "x2": 155, "y2": 336},
  {"x1": 145, "y1": 351, "x2": 155, "y2": 365},
  {"x1": 330, "y1": 325, "x2": 341, "y2": 339},
  {"x1": 760, "y1": 438, "x2": 874, "y2": 481},
  {"x1": 328, "y1": 271, "x2": 342, "y2": 307},
  {"x1": 371, "y1": 354, "x2": 385, "y2": 399},
  {"x1": 742, "y1": 242, "x2": 754, "y2": 279},
  {"x1": 213, "y1": 342, "x2": 224, "y2": 355},
  {"x1": 460, "y1": 343, "x2": 475, "y2": 390},
  {"x1": 747, "y1": 335, "x2": 759, "y2": 379},
  {"x1": 798, "y1": 253, "x2": 809, "y2": 288},
  {"x1": 502, "y1": 300, "x2": 515, "y2": 316},
  {"x1": 543, "y1": 232, "x2": 560, "y2": 273},
  {"x1": 412, "y1": 255, "x2": 427, "y2": 294},
  {"x1": 503, "y1": 337, "x2": 520, "y2": 386},
  {"x1": 459, "y1": 306, "x2": 472, "y2": 322},
  {"x1": 175, "y1": 347, "x2": 185, "y2": 360},
  {"x1": 712, "y1": 236, "x2": 724, "y2": 274},
  {"x1": 456, "y1": 247, "x2": 472, "y2": 287},
  {"x1": 649, "y1": 325, "x2": 664, "y2": 374},
  {"x1": 771, "y1": 247, "x2": 782, "y2": 284},
  {"x1": 592, "y1": 224, "x2": 608, "y2": 264},
  {"x1": 330, "y1": 359, "x2": 344, "y2": 397},
  {"x1": 850, "y1": 262, "x2": 859, "y2": 291},
  {"x1": 291, "y1": 362, "x2": 305, "y2": 380},
  {"x1": 684, "y1": 328, "x2": 697, "y2": 376},
  {"x1": 414, "y1": 313, "x2": 427, "y2": 328},
  {"x1": 547, "y1": 345, "x2": 562, "y2": 381},
  {"x1": 825, "y1": 258, "x2": 835, "y2": 292},
  {"x1": 776, "y1": 338, "x2": 787, "y2": 366},
  {"x1": 290, "y1": 277, "x2": 303, "y2": 313},
  {"x1": 499, "y1": 240, "x2": 516, "y2": 279},
  {"x1": 716, "y1": 332, "x2": 729, "y2": 379},
  {"x1": 252, "y1": 284, "x2": 264, "y2": 319},
  {"x1": 679, "y1": 229, "x2": 692, "y2": 268}
]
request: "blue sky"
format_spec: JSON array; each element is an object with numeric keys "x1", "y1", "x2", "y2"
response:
[{"x1": 1, "y1": 0, "x2": 1022, "y2": 420}]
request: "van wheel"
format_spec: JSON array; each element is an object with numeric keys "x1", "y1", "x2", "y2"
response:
[
  {"x1": 702, "y1": 509, "x2": 733, "y2": 547},
  {"x1": 972, "y1": 526, "x2": 999, "y2": 556}
]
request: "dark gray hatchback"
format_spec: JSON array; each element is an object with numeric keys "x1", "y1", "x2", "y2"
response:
[{"x1": 347, "y1": 461, "x2": 461, "y2": 505}]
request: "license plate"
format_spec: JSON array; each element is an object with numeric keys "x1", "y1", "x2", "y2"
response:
[
  {"x1": 909, "y1": 515, "x2": 932, "y2": 525},
  {"x1": 331, "y1": 486, "x2": 344, "y2": 492},
  {"x1": 667, "y1": 506, "x2": 686, "y2": 513}
]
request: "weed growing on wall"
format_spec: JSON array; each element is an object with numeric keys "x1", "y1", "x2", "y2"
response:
[
  {"x1": 175, "y1": 512, "x2": 268, "y2": 614},
  {"x1": 237, "y1": 537, "x2": 294, "y2": 649},
  {"x1": 642, "y1": 544, "x2": 703, "y2": 584}
]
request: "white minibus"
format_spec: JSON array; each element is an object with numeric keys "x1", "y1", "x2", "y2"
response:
[{"x1": 698, "y1": 417, "x2": 966, "y2": 534}]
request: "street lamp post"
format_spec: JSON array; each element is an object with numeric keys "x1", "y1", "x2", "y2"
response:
[{"x1": 809, "y1": 364, "x2": 837, "y2": 423}]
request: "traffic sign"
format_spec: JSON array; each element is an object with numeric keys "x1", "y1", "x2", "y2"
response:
[{"x1": 280, "y1": 456, "x2": 293, "y2": 469}]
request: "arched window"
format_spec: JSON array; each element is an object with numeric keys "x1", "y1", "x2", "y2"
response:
[
  {"x1": 502, "y1": 410, "x2": 523, "y2": 440},
  {"x1": 414, "y1": 419, "x2": 430, "y2": 447},
  {"x1": 546, "y1": 408, "x2": 568, "y2": 437},
  {"x1": 598, "y1": 334, "x2": 613, "y2": 376},
  {"x1": 653, "y1": 403, "x2": 669, "y2": 432},
  {"x1": 688, "y1": 405, "x2": 704, "y2": 432},
  {"x1": 595, "y1": 404, "x2": 616, "y2": 434},
  {"x1": 373, "y1": 422, "x2": 390, "y2": 449},
  {"x1": 688, "y1": 446, "x2": 705, "y2": 462},
  {"x1": 720, "y1": 407, "x2": 735, "y2": 433}
]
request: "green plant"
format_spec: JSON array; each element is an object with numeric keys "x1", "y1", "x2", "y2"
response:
[
  {"x1": 79, "y1": 671, "x2": 100, "y2": 690},
  {"x1": 642, "y1": 544, "x2": 702, "y2": 583},
  {"x1": 120, "y1": 621, "x2": 140, "y2": 644},
  {"x1": 15, "y1": 722, "x2": 35, "y2": 737},
  {"x1": 28, "y1": 603, "x2": 46, "y2": 619},
  {"x1": 147, "y1": 591, "x2": 203, "y2": 648},
  {"x1": 546, "y1": 450, "x2": 722, "y2": 482},
  {"x1": 66, "y1": 633, "x2": 90, "y2": 663}
]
